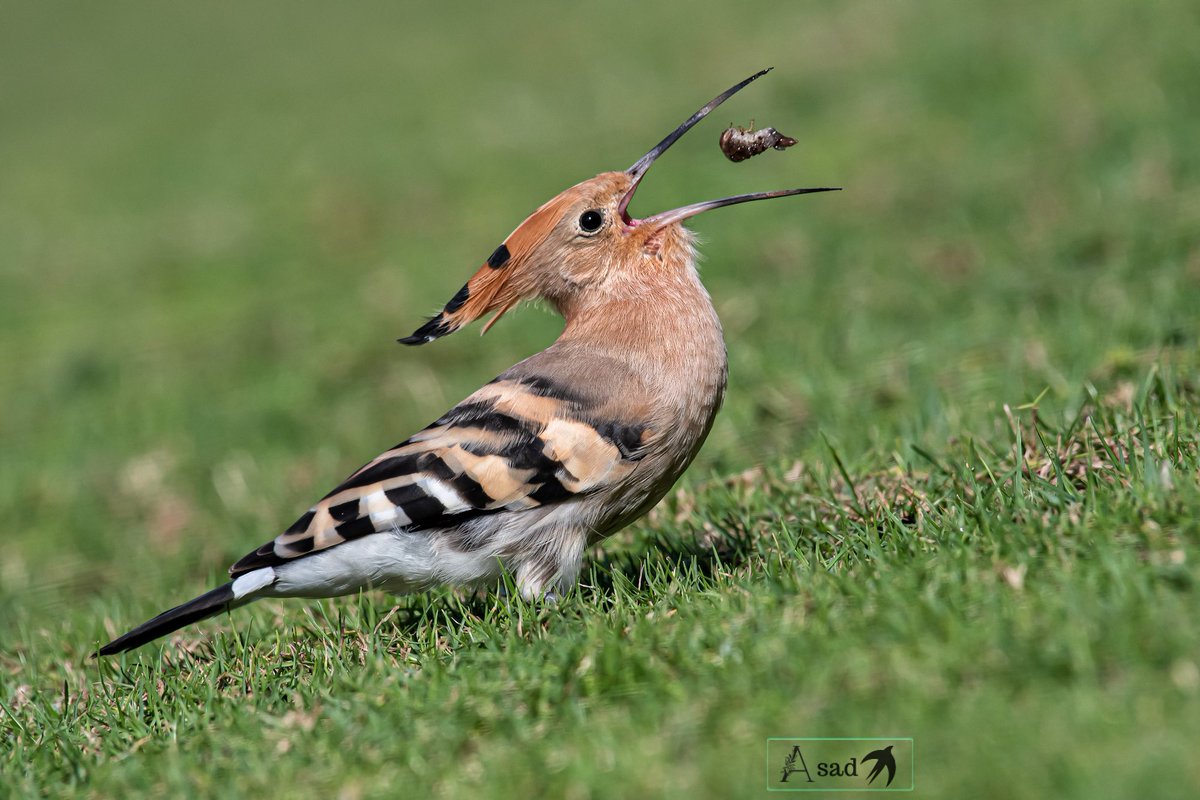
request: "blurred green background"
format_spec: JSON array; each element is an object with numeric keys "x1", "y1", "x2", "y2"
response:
[{"x1": 2, "y1": 0, "x2": 1199, "y2": 797}]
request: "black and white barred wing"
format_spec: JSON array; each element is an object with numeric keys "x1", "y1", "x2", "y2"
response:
[{"x1": 229, "y1": 376, "x2": 647, "y2": 578}]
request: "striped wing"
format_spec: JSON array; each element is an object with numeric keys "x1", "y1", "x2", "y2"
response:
[{"x1": 229, "y1": 375, "x2": 648, "y2": 577}]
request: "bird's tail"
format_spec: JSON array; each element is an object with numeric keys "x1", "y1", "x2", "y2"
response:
[
  {"x1": 96, "y1": 566, "x2": 277, "y2": 656},
  {"x1": 96, "y1": 582, "x2": 240, "y2": 656}
]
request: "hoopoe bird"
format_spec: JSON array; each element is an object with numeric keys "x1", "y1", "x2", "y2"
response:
[{"x1": 97, "y1": 69, "x2": 838, "y2": 655}]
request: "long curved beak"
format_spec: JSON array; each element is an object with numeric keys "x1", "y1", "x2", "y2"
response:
[
  {"x1": 637, "y1": 186, "x2": 841, "y2": 228},
  {"x1": 618, "y1": 68, "x2": 840, "y2": 228}
]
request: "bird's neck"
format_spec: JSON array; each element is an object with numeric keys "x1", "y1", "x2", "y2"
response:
[{"x1": 556, "y1": 260, "x2": 728, "y2": 416}]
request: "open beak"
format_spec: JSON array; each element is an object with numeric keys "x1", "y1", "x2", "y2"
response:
[{"x1": 617, "y1": 68, "x2": 840, "y2": 230}]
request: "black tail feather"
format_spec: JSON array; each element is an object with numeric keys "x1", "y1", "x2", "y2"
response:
[{"x1": 96, "y1": 582, "x2": 236, "y2": 656}]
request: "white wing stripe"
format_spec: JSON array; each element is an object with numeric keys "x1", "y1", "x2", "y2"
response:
[{"x1": 419, "y1": 477, "x2": 471, "y2": 514}]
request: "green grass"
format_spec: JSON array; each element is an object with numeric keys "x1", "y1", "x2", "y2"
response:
[{"x1": 3, "y1": 1, "x2": 1200, "y2": 797}]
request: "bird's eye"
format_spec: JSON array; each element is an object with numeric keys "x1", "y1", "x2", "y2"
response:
[{"x1": 578, "y1": 209, "x2": 604, "y2": 234}]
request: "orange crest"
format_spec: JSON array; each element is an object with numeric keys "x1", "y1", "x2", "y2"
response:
[{"x1": 399, "y1": 192, "x2": 576, "y2": 345}]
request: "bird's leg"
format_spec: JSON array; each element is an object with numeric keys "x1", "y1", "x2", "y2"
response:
[{"x1": 514, "y1": 530, "x2": 586, "y2": 602}]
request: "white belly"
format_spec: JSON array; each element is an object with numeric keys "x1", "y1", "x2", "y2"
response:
[{"x1": 261, "y1": 530, "x2": 503, "y2": 598}]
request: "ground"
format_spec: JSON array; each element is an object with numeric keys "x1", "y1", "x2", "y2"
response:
[{"x1": 2, "y1": 1, "x2": 1199, "y2": 797}]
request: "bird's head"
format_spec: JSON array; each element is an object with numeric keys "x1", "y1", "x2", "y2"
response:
[{"x1": 400, "y1": 69, "x2": 838, "y2": 345}]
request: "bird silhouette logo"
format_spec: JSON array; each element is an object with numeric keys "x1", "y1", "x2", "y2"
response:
[{"x1": 861, "y1": 745, "x2": 897, "y2": 787}]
